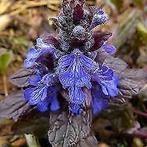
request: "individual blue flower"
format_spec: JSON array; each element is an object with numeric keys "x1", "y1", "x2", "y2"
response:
[
  {"x1": 92, "y1": 66, "x2": 119, "y2": 97},
  {"x1": 24, "y1": 38, "x2": 56, "y2": 68},
  {"x1": 24, "y1": 84, "x2": 48, "y2": 105},
  {"x1": 58, "y1": 49, "x2": 97, "y2": 104},
  {"x1": 90, "y1": 9, "x2": 108, "y2": 30},
  {"x1": 102, "y1": 43, "x2": 116, "y2": 55},
  {"x1": 28, "y1": 64, "x2": 48, "y2": 86},
  {"x1": 24, "y1": 72, "x2": 60, "y2": 112}
]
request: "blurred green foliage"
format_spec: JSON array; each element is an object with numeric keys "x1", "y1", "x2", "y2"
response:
[{"x1": 0, "y1": 50, "x2": 13, "y2": 74}]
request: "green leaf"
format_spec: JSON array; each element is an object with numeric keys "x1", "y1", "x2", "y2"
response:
[{"x1": 0, "y1": 50, "x2": 13, "y2": 74}]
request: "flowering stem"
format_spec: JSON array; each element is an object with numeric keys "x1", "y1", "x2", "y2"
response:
[
  {"x1": 25, "y1": 134, "x2": 41, "y2": 147},
  {"x1": 3, "y1": 74, "x2": 8, "y2": 97}
]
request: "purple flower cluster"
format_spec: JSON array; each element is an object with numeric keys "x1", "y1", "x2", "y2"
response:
[{"x1": 23, "y1": 0, "x2": 119, "y2": 114}]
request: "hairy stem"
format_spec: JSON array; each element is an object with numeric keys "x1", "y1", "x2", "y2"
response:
[{"x1": 3, "y1": 74, "x2": 8, "y2": 96}]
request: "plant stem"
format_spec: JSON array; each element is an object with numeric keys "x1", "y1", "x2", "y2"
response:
[
  {"x1": 3, "y1": 74, "x2": 8, "y2": 96},
  {"x1": 25, "y1": 134, "x2": 41, "y2": 147}
]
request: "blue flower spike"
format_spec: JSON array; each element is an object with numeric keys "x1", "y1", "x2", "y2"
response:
[{"x1": 23, "y1": 0, "x2": 119, "y2": 115}]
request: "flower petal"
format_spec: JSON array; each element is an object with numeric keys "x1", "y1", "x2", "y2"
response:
[
  {"x1": 100, "y1": 75, "x2": 119, "y2": 97},
  {"x1": 102, "y1": 43, "x2": 116, "y2": 55},
  {"x1": 37, "y1": 100, "x2": 49, "y2": 112},
  {"x1": 59, "y1": 67, "x2": 74, "y2": 88},
  {"x1": 69, "y1": 86, "x2": 85, "y2": 104},
  {"x1": 69, "y1": 103, "x2": 83, "y2": 114},
  {"x1": 59, "y1": 61, "x2": 91, "y2": 89},
  {"x1": 92, "y1": 97, "x2": 108, "y2": 114},
  {"x1": 50, "y1": 96, "x2": 60, "y2": 112},
  {"x1": 58, "y1": 54, "x2": 74, "y2": 69},
  {"x1": 24, "y1": 48, "x2": 39, "y2": 68},
  {"x1": 90, "y1": 9, "x2": 108, "y2": 29},
  {"x1": 91, "y1": 85, "x2": 108, "y2": 114},
  {"x1": 24, "y1": 84, "x2": 48, "y2": 105},
  {"x1": 92, "y1": 66, "x2": 119, "y2": 97},
  {"x1": 29, "y1": 74, "x2": 42, "y2": 86},
  {"x1": 75, "y1": 66, "x2": 92, "y2": 88},
  {"x1": 80, "y1": 54, "x2": 97, "y2": 71},
  {"x1": 93, "y1": 66, "x2": 113, "y2": 81},
  {"x1": 41, "y1": 73, "x2": 57, "y2": 86}
]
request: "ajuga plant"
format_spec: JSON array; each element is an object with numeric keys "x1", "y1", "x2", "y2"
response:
[{"x1": 4, "y1": 0, "x2": 146, "y2": 146}]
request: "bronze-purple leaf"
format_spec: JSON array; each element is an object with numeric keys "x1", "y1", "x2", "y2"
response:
[
  {"x1": 104, "y1": 56, "x2": 128, "y2": 75},
  {"x1": 0, "y1": 91, "x2": 31, "y2": 121},
  {"x1": 9, "y1": 68, "x2": 34, "y2": 87},
  {"x1": 118, "y1": 69, "x2": 147, "y2": 99},
  {"x1": 48, "y1": 110, "x2": 98, "y2": 147},
  {"x1": 104, "y1": 57, "x2": 147, "y2": 99},
  {"x1": 0, "y1": 91, "x2": 49, "y2": 136},
  {"x1": 41, "y1": 34, "x2": 59, "y2": 49},
  {"x1": 73, "y1": 4, "x2": 84, "y2": 22},
  {"x1": 12, "y1": 109, "x2": 49, "y2": 137},
  {"x1": 91, "y1": 31, "x2": 112, "y2": 51},
  {"x1": 70, "y1": 38, "x2": 85, "y2": 48}
]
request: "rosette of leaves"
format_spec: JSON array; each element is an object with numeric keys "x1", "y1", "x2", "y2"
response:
[{"x1": 0, "y1": 0, "x2": 147, "y2": 146}]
